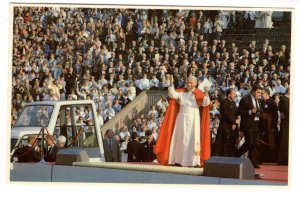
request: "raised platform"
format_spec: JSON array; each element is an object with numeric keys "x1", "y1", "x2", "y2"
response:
[
  {"x1": 254, "y1": 163, "x2": 288, "y2": 184},
  {"x1": 10, "y1": 162, "x2": 287, "y2": 185}
]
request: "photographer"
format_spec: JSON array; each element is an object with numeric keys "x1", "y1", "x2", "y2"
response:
[{"x1": 236, "y1": 85, "x2": 263, "y2": 168}]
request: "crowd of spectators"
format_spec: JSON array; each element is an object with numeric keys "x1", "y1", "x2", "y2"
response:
[{"x1": 11, "y1": 7, "x2": 290, "y2": 163}]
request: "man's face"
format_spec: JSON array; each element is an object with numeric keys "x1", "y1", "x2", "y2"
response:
[
  {"x1": 186, "y1": 77, "x2": 196, "y2": 91},
  {"x1": 229, "y1": 91, "x2": 236, "y2": 100},
  {"x1": 262, "y1": 91, "x2": 269, "y2": 100},
  {"x1": 253, "y1": 89, "x2": 262, "y2": 99}
]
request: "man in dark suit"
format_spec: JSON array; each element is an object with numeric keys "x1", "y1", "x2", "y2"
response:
[
  {"x1": 13, "y1": 135, "x2": 41, "y2": 163},
  {"x1": 277, "y1": 87, "x2": 289, "y2": 165},
  {"x1": 45, "y1": 135, "x2": 66, "y2": 162},
  {"x1": 214, "y1": 88, "x2": 239, "y2": 157},
  {"x1": 260, "y1": 88, "x2": 279, "y2": 163},
  {"x1": 138, "y1": 131, "x2": 157, "y2": 162},
  {"x1": 103, "y1": 129, "x2": 122, "y2": 162},
  {"x1": 126, "y1": 132, "x2": 140, "y2": 162},
  {"x1": 236, "y1": 85, "x2": 263, "y2": 168}
]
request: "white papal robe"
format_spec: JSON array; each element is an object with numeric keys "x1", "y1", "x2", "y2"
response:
[{"x1": 168, "y1": 86, "x2": 210, "y2": 166}]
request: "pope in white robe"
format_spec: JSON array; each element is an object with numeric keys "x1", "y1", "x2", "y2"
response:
[{"x1": 154, "y1": 75, "x2": 210, "y2": 167}]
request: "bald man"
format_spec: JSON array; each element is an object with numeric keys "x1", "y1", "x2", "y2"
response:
[{"x1": 155, "y1": 75, "x2": 211, "y2": 167}]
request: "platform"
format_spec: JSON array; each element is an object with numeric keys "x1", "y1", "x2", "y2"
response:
[{"x1": 10, "y1": 162, "x2": 288, "y2": 185}]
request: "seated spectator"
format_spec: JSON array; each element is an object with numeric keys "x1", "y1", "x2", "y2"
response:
[
  {"x1": 138, "y1": 126, "x2": 147, "y2": 138},
  {"x1": 103, "y1": 101, "x2": 115, "y2": 122},
  {"x1": 210, "y1": 102, "x2": 220, "y2": 116},
  {"x1": 152, "y1": 126, "x2": 159, "y2": 142},
  {"x1": 148, "y1": 105, "x2": 158, "y2": 118},
  {"x1": 273, "y1": 79, "x2": 286, "y2": 94},
  {"x1": 113, "y1": 99, "x2": 122, "y2": 113},
  {"x1": 156, "y1": 96, "x2": 169, "y2": 113},
  {"x1": 119, "y1": 126, "x2": 131, "y2": 142},
  {"x1": 139, "y1": 73, "x2": 150, "y2": 90}
]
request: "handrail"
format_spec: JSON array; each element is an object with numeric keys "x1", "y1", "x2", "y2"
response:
[{"x1": 101, "y1": 90, "x2": 168, "y2": 135}]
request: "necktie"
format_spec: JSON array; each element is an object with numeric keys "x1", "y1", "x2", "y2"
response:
[{"x1": 255, "y1": 99, "x2": 260, "y2": 110}]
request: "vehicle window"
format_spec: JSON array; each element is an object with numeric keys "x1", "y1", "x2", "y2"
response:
[
  {"x1": 74, "y1": 104, "x2": 97, "y2": 147},
  {"x1": 15, "y1": 105, "x2": 54, "y2": 127},
  {"x1": 54, "y1": 104, "x2": 98, "y2": 148}
]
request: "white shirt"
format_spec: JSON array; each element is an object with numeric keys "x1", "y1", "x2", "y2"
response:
[
  {"x1": 250, "y1": 94, "x2": 260, "y2": 121},
  {"x1": 273, "y1": 85, "x2": 286, "y2": 94},
  {"x1": 119, "y1": 131, "x2": 131, "y2": 141},
  {"x1": 139, "y1": 78, "x2": 150, "y2": 90},
  {"x1": 103, "y1": 107, "x2": 115, "y2": 120}
]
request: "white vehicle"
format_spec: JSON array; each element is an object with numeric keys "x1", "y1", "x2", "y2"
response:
[{"x1": 10, "y1": 100, "x2": 105, "y2": 162}]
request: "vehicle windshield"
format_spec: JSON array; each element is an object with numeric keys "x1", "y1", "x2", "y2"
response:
[{"x1": 14, "y1": 105, "x2": 54, "y2": 127}]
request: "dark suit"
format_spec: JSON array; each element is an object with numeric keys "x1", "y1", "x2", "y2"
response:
[
  {"x1": 13, "y1": 145, "x2": 41, "y2": 163},
  {"x1": 126, "y1": 140, "x2": 140, "y2": 162},
  {"x1": 260, "y1": 98, "x2": 279, "y2": 162},
  {"x1": 214, "y1": 98, "x2": 238, "y2": 157},
  {"x1": 277, "y1": 95, "x2": 289, "y2": 165},
  {"x1": 237, "y1": 95, "x2": 261, "y2": 167},
  {"x1": 103, "y1": 138, "x2": 121, "y2": 162},
  {"x1": 44, "y1": 145, "x2": 61, "y2": 162},
  {"x1": 138, "y1": 141, "x2": 157, "y2": 162}
]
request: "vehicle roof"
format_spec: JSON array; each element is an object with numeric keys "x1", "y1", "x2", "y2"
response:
[{"x1": 24, "y1": 100, "x2": 95, "y2": 106}]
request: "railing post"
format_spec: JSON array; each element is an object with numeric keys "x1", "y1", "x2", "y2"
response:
[{"x1": 39, "y1": 126, "x2": 46, "y2": 163}]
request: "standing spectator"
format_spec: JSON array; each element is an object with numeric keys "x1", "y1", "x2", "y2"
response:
[
  {"x1": 103, "y1": 129, "x2": 121, "y2": 162},
  {"x1": 214, "y1": 16, "x2": 223, "y2": 41},
  {"x1": 65, "y1": 67, "x2": 77, "y2": 98},
  {"x1": 263, "y1": 11, "x2": 273, "y2": 29},
  {"x1": 254, "y1": 11, "x2": 264, "y2": 28},
  {"x1": 127, "y1": 132, "x2": 140, "y2": 162},
  {"x1": 236, "y1": 85, "x2": 263, "y2": 168},
  {"x1": 260, "y1": 88, "x2": 279, "y2": 162},
  {"x1": 120, "y1": 135, "x2": 130, "y2": 162},
  {"x1": 244, "y1": 11, "x2": 256, "y2": 29},
  {"x1": 138, "y1": 131, "x2": 157, "y2": 162},
  {"x1": 204, "y1": 17, "x2": 213, "y2": 42},
  {"x1": 277, "y1": 87, "x2": 289, "y2": 165},
  {"x1": 214, "y1": 89, "x2": 239, "y2": 157},
  {"x1": 219, "y1": 11, "x2": 229, "y2": 30}
]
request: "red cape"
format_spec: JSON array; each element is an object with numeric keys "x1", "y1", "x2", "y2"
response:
[{"x1": 154, "y1": 88, "x2": 210, "y2": 166}]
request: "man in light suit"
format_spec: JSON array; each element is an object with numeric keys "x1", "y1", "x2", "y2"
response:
[{"x1": 103, "y1": 129, "x2": 122, "y2": 162}]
